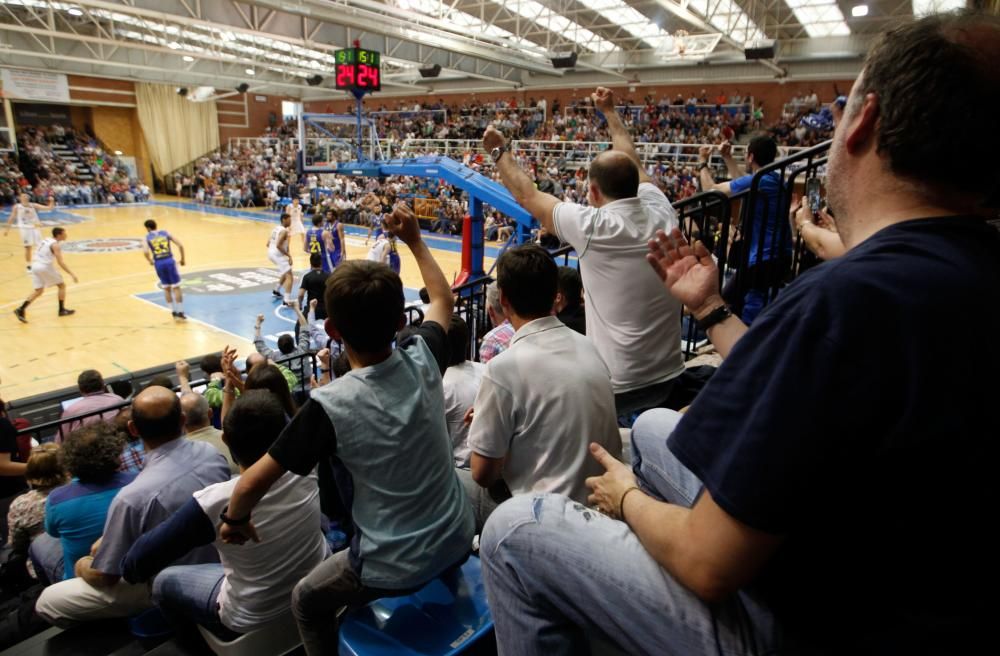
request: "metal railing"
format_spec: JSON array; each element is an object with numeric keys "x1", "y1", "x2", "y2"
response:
[
  {"x1": 726, "y1": 140, "x2": 832, "y2": 317},
  {"x1": 452, "y1": 275, "x2": 494, "y2": 362}
]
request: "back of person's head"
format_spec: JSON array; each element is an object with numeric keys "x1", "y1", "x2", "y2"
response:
[
  {"x1": 557, "y1": 266, "x2": 583, "y2": 309},
  {"x1": 52, "y1": 227, "x2": 65, "y2": 239},
  {"x1": 63, "y1": 422, "x2": 125, "y2": 483},
  {"x1": 312, "y1": 215, "x2": 323, "y2": 227},
  {"x1": 325, "y1": 260, "x2": 404, "y2": 354},
  {"x1": 77, "y1": 369, "x2": 105, "y2": 395},
  {"x1": 276, "y1": 334, "x2": 295, "y2": 355},
  {"x1": 746, "y1": 134, "x2": 778, "y2": 168},
  {"x1": 854, "y1": 10, "x2": 999, "y2": 206},
  {"x1": 497, "y1": 244, "x2": 558, "y2": 319},
  {"x1": 201, "y1": 354, "x2": 223, "y2": 375},
  {"x1": 589, "y1": 151, "x2": 639, "y2": 201},
  {"x1": 131, "y1": 386, "x2": 183, "y2": 445},
  {"x1": 180, "y1": 392, "x2": 211, "y2": 431},
  {"x1": 25, "y1": 443, "x2": 67, "y2": 490},
  {"x1": 486, "y1": 282, "x2": 504, "y2": 322},
  {"x1": 143, "y1": 219, "x2": 157, "y2": 231},
  {"x1": 245, "y1": 352, "x2": 267, "y2": 371},
  {"x1": 447, "y1": 315, "x2": 471, "y2": 367},
  {"x1": 144, "y1": 375, "x2": 174, "y2": 391},
  {"x1": 245, "y1": 364, "x2": 298, "y2": 418},
  {"x1": 222, "y1": 390, "x2": 286, "y2": 468},
  {"x1": 310, "y1": 253, "x2": 321, "y2": 269}
]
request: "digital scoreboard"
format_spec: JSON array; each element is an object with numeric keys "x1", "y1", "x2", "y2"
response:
[{"x1": 334, "y1": 47, "x2": 381, "y2": 92}]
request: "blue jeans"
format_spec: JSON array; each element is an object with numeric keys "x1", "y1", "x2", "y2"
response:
[
  {"x1": 153, "y1": 563, "x2": 239, "y2": 640},
  {"x1": 479, "y1": 409, "x2": 784, "y2": 656},
  {"x1": 28, "y1": 533, "x2": 64, "y2": 584}
]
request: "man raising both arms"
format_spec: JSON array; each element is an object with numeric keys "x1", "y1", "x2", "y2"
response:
[
  {"x1": 142, "y1": 220, "x2": 186, "y2": 320},
  {"x1": 268, "y1": 213, "x2": 293, "y2": 305},
  {"x1": 14, "y1": 227, "x2": 78, "y2": 323},
  {"x1": 4, "y1": 193, "x2": 54, "y2": 271}
]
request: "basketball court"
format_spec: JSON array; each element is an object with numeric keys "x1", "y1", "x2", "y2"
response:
[{"x1": 0, "y1": 199, "x2": 495, "y2": 401}]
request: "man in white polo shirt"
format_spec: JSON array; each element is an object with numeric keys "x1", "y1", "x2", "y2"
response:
[
  {"x1": 463, "y1": 244, "x2": 620, "y2": 530},
  {"x1": 482, "y1": 86, "x2": 684, "y2": 418}
]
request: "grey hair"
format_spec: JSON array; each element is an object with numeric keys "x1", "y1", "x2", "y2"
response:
[
  {"x1": 486, "y1": 282, "x2": 504, "y2": 318},
  {"x1": 180, "y1": 392, "x2": 211, "y2": 429}
]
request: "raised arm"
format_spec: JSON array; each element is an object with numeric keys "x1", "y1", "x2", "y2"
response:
[
  {"x1": 482, "y1": 126, "x2": 560, "y2": 234},
  {"x1": 592, "y1": 87, "x2": 651, "y2": 184},
  {"x1": 385, "y1": 202, "x2": 453, "y2": 330},
  {"x1": 646, "y1": 228, "x2": 746, "y2": 359},
  {"x1": 698, "y1": 146, "x2": 733, "y2": 196}
]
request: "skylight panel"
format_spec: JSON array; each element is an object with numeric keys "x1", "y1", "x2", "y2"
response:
[{"x1": 784, "y1": 0, "x2": 851, "y2": 37}]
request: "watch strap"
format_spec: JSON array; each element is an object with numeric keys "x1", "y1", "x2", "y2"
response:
[
  {"x1": 695, "y1": 304, "x2": 732, "y2": 331},
  {"x1": 220, "y1": 505, "x2": 251, "y2": 526}
]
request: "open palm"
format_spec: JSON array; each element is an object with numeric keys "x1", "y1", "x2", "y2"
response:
[{"x1": 646, "y1": 228, "x2": 720, "y2": 313}]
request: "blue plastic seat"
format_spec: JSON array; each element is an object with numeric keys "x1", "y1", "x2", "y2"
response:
[{"x1": 338, "y1": 555, "x2": 493, "y2": 656}]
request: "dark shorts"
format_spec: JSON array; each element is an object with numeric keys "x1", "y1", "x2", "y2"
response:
[{"x1": 154, "y1": 258, "x2": 181, "y2": 286}]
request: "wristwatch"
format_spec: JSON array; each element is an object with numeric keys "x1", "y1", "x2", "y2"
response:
[
  {"x1": 490, "y1": 146, "x2": 507, "y2": 163},
  {"x1": 695, "y1": 304, "x2": 732, "y2": 331},
  {"x1": 698, "y1": 161, "x2": 710, "y2": 171},
  {"x1": 220, "y1": 505, "x2": 251, "y2": 526}
]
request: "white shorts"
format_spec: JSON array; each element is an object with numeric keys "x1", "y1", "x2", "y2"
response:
[
  {"x1": 20, "y1": 227, "x2": 41, "y2": 247},
  {"x1": 289, "y1": 217, "x2": 306, "y2": 236},
  {"x1": 268, "y1": 250, "x2": 292, "y2": 275},
  {"x1": 31, "y1": 266, "x2": 62, "y2": 289}
]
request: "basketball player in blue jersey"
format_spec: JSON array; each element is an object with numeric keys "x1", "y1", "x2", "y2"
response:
[
  {"x1": 325, "y1": 209, "x2": 347, "y2": 268},
  {"x1": 304, "y1": 215, "x2": 334, "y2": 273},
  {"x1": 142, "y1": 219, "x2": 187, "y2": 320}
]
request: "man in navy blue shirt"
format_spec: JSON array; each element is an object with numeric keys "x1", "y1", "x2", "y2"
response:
[
  {"x1": 699, "y1": 134, "x2": 791, "y2": 323},
  {"x1": 479, "y1": 11, "x2": 1000, "y2": 656}
]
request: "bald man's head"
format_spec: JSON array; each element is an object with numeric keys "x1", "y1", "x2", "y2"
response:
[
  {"x1": 245, "y1": 353, "x2": 267, "y2": 371},
  {"x1": 130, "y1": 386, "x2": 183, "y2": 447},
  {"x1": 588, "y1": 151, "x2": 639, "y2": 205},
  {"x1": 180, "y1": 392, "x2": 211, "y2": 431}
]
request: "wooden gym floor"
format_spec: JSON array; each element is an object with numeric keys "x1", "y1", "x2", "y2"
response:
[{"x1": 0, "y1": 196, "x2": 492, "y2": 402}]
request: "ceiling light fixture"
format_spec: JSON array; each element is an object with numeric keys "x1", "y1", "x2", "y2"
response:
[{"x1": 851, "y1": 4, "x2": 869, "y2": 17}]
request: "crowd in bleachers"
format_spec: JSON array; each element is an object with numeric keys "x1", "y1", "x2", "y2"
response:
[
  {"x1": 4, "y1": 126, "x2": 149, "y2": 206},
  {"x1": 6, "y1": 12, "x2": 993, "y2": 652}
]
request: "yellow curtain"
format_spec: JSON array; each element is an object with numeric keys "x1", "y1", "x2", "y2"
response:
[{"x1": 135, "y1": 83, "x2": 219, "y2": 175}]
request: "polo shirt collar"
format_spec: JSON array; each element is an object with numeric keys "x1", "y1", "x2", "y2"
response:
[
  {"x1": 511, "y1": 315, "x2": 565, "y2": 345},
  {"x1": 144, "y1": 436, "x2": 185, "y2": 466}
]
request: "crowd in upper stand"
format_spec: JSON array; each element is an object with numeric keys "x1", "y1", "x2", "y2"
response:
[{"x1": 2, "y1": 11, "x2": 999, "y2": 656}]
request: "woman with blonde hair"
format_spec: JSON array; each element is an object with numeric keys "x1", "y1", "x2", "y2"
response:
[{"x1": 4, "y1": 443, "x2": 67, "y2": 578}]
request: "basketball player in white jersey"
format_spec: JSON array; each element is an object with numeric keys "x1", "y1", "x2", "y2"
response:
[
  {"x1": 13, "y1": 227, "x2": 77, "y2": 323},
  {"x1": 267, "y1": 213, "x2": 293, "y2": 305},
  {"x1": 4, "y1": 193, "x2": 55, "y2": 271},
  {"x1": 287, "y1": 196, "x2": 306, "y2": 250}
]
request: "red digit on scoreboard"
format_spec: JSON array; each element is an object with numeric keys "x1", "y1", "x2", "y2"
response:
[
  {"x1": 357, "y1": 66, "x2": 369, "y2": 88},
  {"x1": 336, "y1": 65, "x2": 355, "y2": 87},
  {"x1": 369, "y1": 67, "x2": 379, "y2": 89}
]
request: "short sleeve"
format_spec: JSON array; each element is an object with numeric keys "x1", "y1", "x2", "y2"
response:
[
  {"x1": 728, "y1": 174, "x2": 753, "y2": 195},
  {"x1": 269, "y1": 399, "x2": 337, "y2": 476},
  {"x1": 92, "y1": 497, "x2": 141, "y2": 575},
  {"x1": 0, "y1": 417, "x2": 17, "y2": 456},
  {"x1": 552, "y1": 203, "x2": 595, "y2": 254},
  {"x1": 467, "y1": 373, "x2": 516, "y2": 459},
  {"x1": 411, "y1": 321, "x2": 448, "y2": 375}
]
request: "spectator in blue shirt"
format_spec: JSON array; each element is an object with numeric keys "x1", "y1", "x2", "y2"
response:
[{"x1": 698, "y1": 135, "x2": 791, "y2": 323}]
